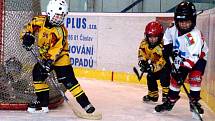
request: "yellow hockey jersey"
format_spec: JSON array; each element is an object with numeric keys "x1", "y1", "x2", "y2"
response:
[
  {"x1": 20, "y1": 15, "x2": 70, "y2": 66},
  {"x1": 138, "y1": 39, "x2": 166, "y2": 72}
]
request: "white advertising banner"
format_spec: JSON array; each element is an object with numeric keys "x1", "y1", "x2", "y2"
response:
[
  {"x1": 64, "y1": 13, "x2": 173, "y2": 72},
  {"x1": 65, "y1": 15, "x2": 98, "y2": 68}
]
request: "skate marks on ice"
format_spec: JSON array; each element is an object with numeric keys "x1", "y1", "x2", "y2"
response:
[
  {"x1": 80, "y1": 79, "x2": 215, "y2": 121},
  {"x1": 1, "y1": 79, "x2": 215, "y2": 121},
  {"x1": 0, "y1": 109, "x2": 79, "y2": 121}
]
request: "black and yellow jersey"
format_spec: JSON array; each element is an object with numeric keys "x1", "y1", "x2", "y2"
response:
[
  {"x1": 138, "y1": 39, "x2": 166, "y2": 72},
  {"x1": 20, "y1": 15, "x2": 70, "y2": 66}
]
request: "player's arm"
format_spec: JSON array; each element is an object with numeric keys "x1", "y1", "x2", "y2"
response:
[
  {"x1": 138, "y1": 40, "x2": 149, "y2": 72},
  {"x1": 162, "y1": 27, "x2": 174, "y2": 62},
  {"x1": 138, "y1": 40, "x2": 147, "y2": 61},
  {"x1": 20, "y1": 16, "x2": 42, "y2": 49},
  {"x1": 200, "y1": 36, "x2": 208, "y2": 60},
  {"x1": 20, "y1": 16, "x2": 42, "y2": 39}
]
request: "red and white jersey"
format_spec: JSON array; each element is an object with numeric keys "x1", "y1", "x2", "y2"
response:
[{"x1": 163, "y1": 25, "x2": 208, "y2": 69}]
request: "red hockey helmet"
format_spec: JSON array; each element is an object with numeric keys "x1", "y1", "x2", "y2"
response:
[{"x1": 144, "y1": 21, "x2": 164, "y2": 37}]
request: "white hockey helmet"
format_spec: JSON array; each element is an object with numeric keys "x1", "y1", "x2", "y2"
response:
[{"x1": 46, "y1": 0, "x2": 68, "y2": 26}]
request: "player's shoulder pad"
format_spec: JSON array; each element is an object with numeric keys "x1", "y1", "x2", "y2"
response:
[
  {"x1": 141, "y1": 39, "x2": 148, "y2": 44},
  {"x1": 154, "y1": 43, "x2": 163, "y2": 51},
  {"x1": 158, "y1": 41, "x2": 164, "y2": 48},
  {"x1": 168, "y1": 22, "x2": 174, "y2": 28},
  {"x1": 200, "y1": 31, "x2": 205, "y2": 42},
  {"x1": 32, "y1": 15, "x2": 46, "y2": 20},
  {"x1": 61, "y1": 25, "x2": 68, "y2": 34}
]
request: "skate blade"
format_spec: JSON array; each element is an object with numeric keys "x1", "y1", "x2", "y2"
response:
[
  {"x1": 152, "y1": 110, "x2": 169, "y2": 114},
  {"x1": 143, "y1": 101, "x2": 158, "y2": 104},
  {"x1": 28, "y1": 110, "x2": 49, "y2": 114},
  {"x1": 192, "y1": 112, "x2": 203, "y2": 120},
  {"x1": 153, "y1": 110, "x2": 159, "y2": 114},
  {"x1": 27, "y1": 108, "x2": 49, "y2": 114}
]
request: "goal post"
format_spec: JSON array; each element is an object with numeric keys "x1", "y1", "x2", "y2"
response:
[
  {"x1": 0, "y1": 0, "x2": 3, "y2": 63},
  {"x1": 0, "y1": 0, "x2": 65, "y2": 110}
]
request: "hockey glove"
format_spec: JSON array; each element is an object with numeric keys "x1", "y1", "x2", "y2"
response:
[
  {"x1": 171, "y1": 66, "x2": 190, "y2": 85},
  {"x1": 42, "y1": 59, "x2": 54, "y2": 72},
  {"x1": 172, "y1": 50, "x2": 180, "y2": 58},
  {"x1": 145, "y1": 63, "x2": 154, "y2": 73},
  {"x1": 22, "y1": 32, "x2": 35, "y2": 51},
  {"x1": 138, "y1": 60, "x2": 147, "y2": 72}
]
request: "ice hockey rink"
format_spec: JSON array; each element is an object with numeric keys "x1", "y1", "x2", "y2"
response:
[{"x1": 1, "y1": 79, "x2": 215, "y2": 121}]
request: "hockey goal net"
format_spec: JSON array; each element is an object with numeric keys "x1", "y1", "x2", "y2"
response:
[{"x1": 0, "y1": 0, "x2": 65, "y2": 110}]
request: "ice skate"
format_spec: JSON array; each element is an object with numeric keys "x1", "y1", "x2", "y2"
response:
[
  {"x1": 143, "y1": 95, "x2": 158, "y2": 103},
  {"x1": 27, "y1": 101, "x2": 49, "y2": 113},
  {"x1": 190, "y1": 100, "x2": 204, "y2": 120},
  {"x1": 155, "y1": 96, "x2": 180, "y2": 112},
  {"x1": 84, "y1": 104, "x2": 95, "y2": 113}
]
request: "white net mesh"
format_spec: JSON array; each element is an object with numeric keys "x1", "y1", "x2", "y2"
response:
[{"x1": 0, "y1": 0, "x2": 65, "y2": 110}]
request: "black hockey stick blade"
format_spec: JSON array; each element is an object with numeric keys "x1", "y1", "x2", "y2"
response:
[
  {"x1": 133, "y1": 66, "x2": 140, "y2": 80},
  {"x1": 133, "y1": 66, "x2": 143, "y2": 81},
  {"x1": 139, "y1": 71, "x2": 144, "y2": 80},
  {"x1": 197, "y1": 10, "x2": 204, "y2": 15}
]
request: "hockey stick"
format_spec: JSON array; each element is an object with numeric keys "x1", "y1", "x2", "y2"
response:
[
  {"x1": 169, "y1": 57, "x2": 203, "y2": 121},
  {"x1": 133, "y1": 66, "x2": 144, "y2": 81},
  {"x1": 29, "y1": 47, "x2": 102, "y2": 120},
  {"x1": 133, "y1": 60, "x2": 153, "y2": 81},
  {"x1": 197, "y1": 10, "x2": 204, "y2": 16},
  {"x1": 49, "y1": 73, "x2": 102, "y2": 120}
]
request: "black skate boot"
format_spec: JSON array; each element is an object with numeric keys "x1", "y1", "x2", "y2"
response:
[
  {"x1": 190, "y1": 99, "x2": 204, "y2": 120},
  {"x1": 27, "y1": 91, "x2": 49, "y2": 113},
  {"x1": 27, "y1": 101, "x2": 49, "y2": 113},
  {"x1": 75, "y1": 92, "x2": 95, "y2": 113},
  {"x1": 84, "y1": 104, "x2": 95, "y2": 113},
  {"x1": 162, "y1": 94, "x2": 168, "y2": 102},
  {"x1": 143, "y1": 95, "x2": 158, "y2": 102},
  {"x1": 155, "y1": 96, "x2": 180, "y2": 112},
  {"x1": 190, "y1": 99, "x2": 204, "y2": 114}
]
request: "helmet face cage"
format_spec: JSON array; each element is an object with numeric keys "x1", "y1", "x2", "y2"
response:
[
  {"x1": 174, "y1": 1, "x2": 197, "y2": 34},
  {"x1": 145, "y1": 21, "x2": 163, "y2": 48},
  {"x1": 50, "y1": 14, "x2": 66, "y2": 26},
  {"x1": 46, "y1": 0, "x2": 68, "y2": 26}
]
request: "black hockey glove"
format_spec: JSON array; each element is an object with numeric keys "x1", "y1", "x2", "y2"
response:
[
  {"x1": 138, "y1": 60, "x2": 148, "y2": 72},
  {"x1": 171, "y1": 66, "x2": 190, "y2": 85},
  {"x1": 22, "y1": 32, "x2": 35, "y2": 51},
  {"x1": 42, "y1": 59, "x2": 54, "y2": 72},
  {"x1": 145, "y1": 63, "x2": 154, "y2": 74}
]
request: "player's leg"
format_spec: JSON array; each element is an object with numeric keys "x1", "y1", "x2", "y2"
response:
[
  {"x1": 188, "y1": 58, "x2": 206, "y2": 115},
  {"x1": 159, "y1": 66, "x2": 170, "y2": 102},
  {"x1": 54, "y1": 65, "x2": 95, "y2": 113},
  {"x1": 143, "y1": 73, "x2": 159, "y2": 102},
  {"x1": 27, "y1": 63, "x2": 49, "y2": 113},
  {"x1": 155, "y1": 77, "x2": 181, "y2": 112}
]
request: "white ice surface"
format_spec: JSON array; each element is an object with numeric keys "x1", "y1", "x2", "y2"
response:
[{"x1": 1, "y1": 79, "x2": 215, "y2": 121}]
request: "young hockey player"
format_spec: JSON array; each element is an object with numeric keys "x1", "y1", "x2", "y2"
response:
[
  {"x1": 138, "y1": 21, "x2": 170, "y2": 103},
  {"x1": 20, "y1": 0, "x2": 95, "y2": 113},
  {"x1": 155, "y1": 1, "x2": 208, "y2": 118}
]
